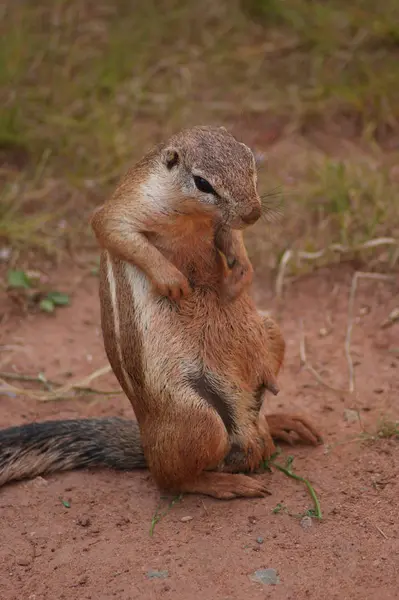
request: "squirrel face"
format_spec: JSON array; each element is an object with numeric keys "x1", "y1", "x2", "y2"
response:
[{"x1": 147, "y1": 126, "x2": 261, "y2": 230}]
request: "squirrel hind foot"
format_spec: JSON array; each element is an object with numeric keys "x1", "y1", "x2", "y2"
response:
[{"x1": 178, "y1": 472, "x2": 271, "y2": 499}]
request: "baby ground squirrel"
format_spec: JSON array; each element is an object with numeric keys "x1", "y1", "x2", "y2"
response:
[{"x1": 0, "y1": 126, "x2": 322, "y2": 498}]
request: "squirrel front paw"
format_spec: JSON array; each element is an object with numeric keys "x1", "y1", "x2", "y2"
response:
[
  {"x1": 152, "y1": 266, "x2": 191, "y2": 303},
  {"x1": 241, "y1": 425, "x2": 276, "y2": 472},
  {"x1": 221, "y1": 256, "x2": 254, "y2": 302}
]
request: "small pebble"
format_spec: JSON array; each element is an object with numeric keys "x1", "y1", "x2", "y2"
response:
[
  {"x1": 300, "y1": 516, "x2": 313, "y2": 530},
  {"x1": 77, "y1": 517, "x2": 91, "y2": 528},
  {"x1": 344, "y1": 408, "x2": 359, "y2": 423},
  {"x1": 181, "y1": 516, "x2": 193, "y2": 523},
  {"x1": 250, "y1": 568, "x2": 280, "y2": 585},
  {"x1": 248, "y1": 516, "x2": 257, "y2": 524},
  {"x1": 381, "y1": 307, "x2": 399, "y2": 328},
  {"x1": 372, "y1": 559, "x2": 380, "y2": 567},
  {"x1": 147, "y1": 570, "x2": 169, "y2": 580},
  {"x1": 0, "y1": 247, "x2": 11, "y2": 261},
  {"x1": 16, "y1": 556, "x2": 32, "y2": 567},
  {"x1": 0, "y1": 386, "x2": 16, "y2": 398},
  {"x1": 31, "y1": 476, "x2": 48, "y2": 488}
]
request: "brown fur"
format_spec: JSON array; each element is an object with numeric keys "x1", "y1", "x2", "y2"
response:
[
  {"x1": 0, "y1": 126, "x2": 322, "y2": 498},
  {"x1": 0, "y1": 418, "x2": 145, "y2": 487},
  {"x1": 91, "y1": 125, "x2": 322, "y2": 498}
]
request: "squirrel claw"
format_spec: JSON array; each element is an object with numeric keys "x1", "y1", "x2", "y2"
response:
[{"x1": 154, "y1": 269, "x2": 191, "y2": 303}]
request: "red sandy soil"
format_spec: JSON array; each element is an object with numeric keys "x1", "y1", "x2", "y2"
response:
[{"x1": 0, "y1": 264, "x2": 398, "y2": 600}]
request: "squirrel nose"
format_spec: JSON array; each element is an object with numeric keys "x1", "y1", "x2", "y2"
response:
[{"x1": 242, "y1": 205, "x2": 261, "y2": 225}]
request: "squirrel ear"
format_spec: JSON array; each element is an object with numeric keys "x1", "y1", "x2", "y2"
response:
[{"x1": 163, "y1": 148, "x2": 179, "y2": 170}]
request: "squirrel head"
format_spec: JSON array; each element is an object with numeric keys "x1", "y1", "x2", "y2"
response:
[{"x1": 149, "y1": 126, "x2": 261, "y2": 230}]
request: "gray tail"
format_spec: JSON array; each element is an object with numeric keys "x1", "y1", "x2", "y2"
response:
[{"x1": 0, "y1": 417, "x2": 146, "y2": 487}]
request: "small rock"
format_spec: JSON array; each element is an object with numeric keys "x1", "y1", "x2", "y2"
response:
[
  {"x1": 181, "y1": 516, "x2": 193, "y2": 523},
  {"x1": 16, "y1": 554, "x2": 32, "y2": 566},
  {"x1": 250, "y1": 568, "x2": 280, "y2": 586},
  {"x1": 344, "y1": 409, "x2": 359, "y2": 423},
  {"x1": 319, "y1": 327, "x2": 329, "y2": 337},
  {"x1": 256, "y1": 536, "x2": 264, "y2": 544},
  {"x1": 0, "y1": 385, "x2": 16, "y2": 398},
  {"x1": 300, "y1": 516, "x2": 312, "y2": 530},
  {"x1": 147, "y1": 570, "x2": 169, "y2": 580},
  {"x1": 381, "y1": 307, "x2": 399, "y2": 329},
  {"x1": 0, "y1": 247, "x2": 12, "y2": 262},
  {"x1": 25, "y1": 476, "x2": 48, "y2": 489},
  {"x1": 78, "y1": 575, "x2": 88, "y2": 585},
  {"x1": 77, "y1": 517, "x2": 91, "y2": 528},
  {"x1": 16, "y1": 556, "x2": 32, "y2": 567},
  {"x1": 248, "y1": 516, "x2": 257, "y2": 524}
]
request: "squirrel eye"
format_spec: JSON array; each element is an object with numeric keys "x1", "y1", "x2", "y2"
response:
[{"x1": 193, "y1": 175, "x2": 216, "y2": 195}]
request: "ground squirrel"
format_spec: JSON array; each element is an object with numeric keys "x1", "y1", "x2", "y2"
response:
[{"x1": 0, "y1": 126, "x2": 322, "y2": 498}]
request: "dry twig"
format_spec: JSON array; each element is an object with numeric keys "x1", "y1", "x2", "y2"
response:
[
  {"x1": 298, "y1": 271, "x2": 395, "y2": 395},
  {"x1": 299, "y1": 320, "x2": 348, "y2": 394},
  {"x1": 0, "y1": 364, "x2": 121, "y2": 401},
  {"x1": 275, "y1": 237, "x2": 398, "y2": 298},
  {"x1": 345, "y1": 271, "x2": 395, "y2": 393}
]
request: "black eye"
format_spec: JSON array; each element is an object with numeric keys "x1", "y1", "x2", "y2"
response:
[{"x1": 193, "y1": 175, "x2": 216, "y2": 195}]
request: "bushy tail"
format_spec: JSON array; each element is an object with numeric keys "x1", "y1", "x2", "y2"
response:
[{"x1": 0, "y1": 417, "x2": 146, "y2": 487}]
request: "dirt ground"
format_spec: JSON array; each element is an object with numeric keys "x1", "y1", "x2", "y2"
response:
[{"x1": 0, "y1": 264, "x2": 398, "y2": 600}]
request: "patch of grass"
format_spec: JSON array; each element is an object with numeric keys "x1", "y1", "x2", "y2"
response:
[
  {"x1": 263, "y1": 451, "x2": 322, "y2": 520},
  {"x1": 1, "y1": 0, "x2": 398, "y2": 270},
  {"x1": 376, "y1": 419, "x2": 399, "y2": 439},
  {"x1": 363, "y1": 418, "x2": 399, "y2": 442},
  {"x1": 245, "y1": 0, "x2": 399, "y2": 136},
  {"x1": 59, "y1": 496, "x2": 71, "y2": 509},
  {"x1": 325, "y1": 417, "x2": 399, "y2": 453},
  {"x1": 272, "y1": 502, "x2": 285, "y2": 514},
  {"x1": 149, "y1": 494, "x2": 183, "y2": 537},
  {"x1": 6, "y1": 267, "x2": 71, "y2": 313},
  {"x1": 247, "y1": 153, "x2": 399, "y2": 277}
]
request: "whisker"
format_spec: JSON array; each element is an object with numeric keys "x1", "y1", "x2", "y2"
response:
[{"x1": 260, "y1": 187, "x2": 286, "y2": 223}]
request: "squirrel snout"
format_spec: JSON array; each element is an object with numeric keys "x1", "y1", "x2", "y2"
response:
[{"x1": 242, "y1": 205, "x2": 261, "y2": 225}]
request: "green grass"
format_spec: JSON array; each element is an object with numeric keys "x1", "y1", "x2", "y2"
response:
[
  {"x1": 264, "y1": 452, "x2": 322, "y2": 520},
  {"x1": 1, "y1": 0, "x2": 398, "y2": 269},
  {"x1": 364, "y1": 418, "x2": 399, "y2": 442}
]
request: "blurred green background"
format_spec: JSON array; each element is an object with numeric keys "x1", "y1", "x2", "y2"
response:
[{"x1": 1, "y1": 0, "x2": 398, "y2": 276}]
